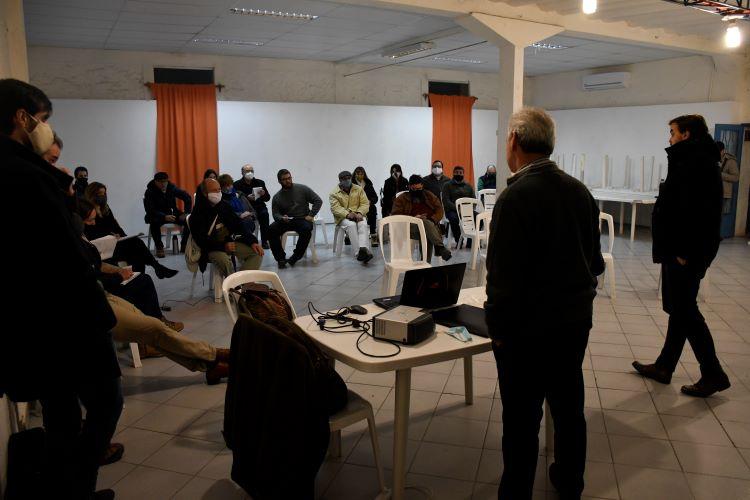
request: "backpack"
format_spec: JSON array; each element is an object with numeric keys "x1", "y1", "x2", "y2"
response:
[{"x1": 233, "y1": 283, "x2": 295, "y2": 322}]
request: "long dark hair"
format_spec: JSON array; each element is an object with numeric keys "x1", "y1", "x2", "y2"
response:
[
  {"x1": 353, "y1": 165, "x2": 371, "y2": 185},
  {"x1": 84, "y1": 181, "x2": 111, "y2": 216}
]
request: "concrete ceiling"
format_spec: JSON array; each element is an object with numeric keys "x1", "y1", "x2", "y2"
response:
[{"x1": 23, "y1": 0, "x2": 715, "y2": 76}]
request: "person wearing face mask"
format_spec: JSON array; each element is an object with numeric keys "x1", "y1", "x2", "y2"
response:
[
  {"x1": 73, "y1": 166, "x2": 89, "y2": 199},
  {"x1": 478, "y1": 164, "x2": 497, "y2": 191},
  {"x1": 219, "y1": 173, "x2": 257, "y2": 241},
  {"x1": 234, "y1": 163, "x2": 271, "y2": 249},
  {"x1": 330, "y1": 170, "x2": 374, "y2": 264},
  {"x1": 441, "y1": 165, "x2": 476, "y2": 248},
  {"x1": 423, "y1": 160, "x2": 450, "y2": 199},
  {"x1": 195, "y1": 168, "x2": 218, "y2": 197},
  {"x1": 391, "y1": 174, "x2": 452, "y2": 261},
  {"x1": 190, "y1": 178, "x2": 264, "y2": 278},
  {"x1": 143, "y1": 171, "x2": 193, "y2": 257},
  {"x1": 84, "y1": 181, "x2": 178, "y2": 279},
  {"x1": 353, "y1": 166, "x2": 379, "y2": 246},
  {"x1": 381, "y1": 163, "x2": 408, "y2": 218},
  {"x1": 0, "y1": 78, "x2": 123, "y2": 500}
]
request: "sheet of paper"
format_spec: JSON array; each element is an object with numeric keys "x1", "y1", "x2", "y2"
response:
[
  {"x1": 90, "y1": 235, "x2": 118, "y2": 260},
  {"x1": 120, "y1": 271, "x2": 141, "y2": 286}
]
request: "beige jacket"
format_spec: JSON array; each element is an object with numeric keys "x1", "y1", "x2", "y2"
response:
[
  {"x1": 721, "y1": 153, "x2": 740, "y2": 199},
  {"x1": 329, "y1": 184, "x2": 370, "y2": 225}
]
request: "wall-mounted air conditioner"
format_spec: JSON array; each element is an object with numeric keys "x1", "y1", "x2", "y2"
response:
[{"x1": 581, "y1": 72, "x2": 631, "y2": 91}]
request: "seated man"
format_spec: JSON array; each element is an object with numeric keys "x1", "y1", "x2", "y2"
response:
[
  {"x1": 219, "y1": 173, "x2": 256, "y2": 239},
  {"x1": 191, "y1": 178, "x2": 264, "y2": 277},
  {"x1": 268, "y1": 169, "x2": 323, "y2": 268},
  {"x1": 144, "y1": 171, "x2": 192, "y2": 257},
  {"x1": 392, "y1": 175, "x2": 452, "y2": 261},
  {"x1": 441, "y1": 165, "x2": 475, "y2": 248},
  {"x1": 234, "y1": 164, "x2": 271, "y2": 249},
  {"x1": 330, "y1": 170, "x2": 373, "y2": 264}
]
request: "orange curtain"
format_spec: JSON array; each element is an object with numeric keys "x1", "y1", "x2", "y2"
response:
[
  {"x1": 429, "y1": 93, "x2": 478, "y2": 186},
  {"x1": 151, "y1": 83, "x2": 219, "y2": 198}
]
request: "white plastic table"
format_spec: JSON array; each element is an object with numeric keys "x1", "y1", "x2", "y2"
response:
[
  {"x1": 590, "y1": 188, "x2": 657, "y2": 242},
  {"x1": 296, "y1": 287, "x2": 554, "y2": 500}
]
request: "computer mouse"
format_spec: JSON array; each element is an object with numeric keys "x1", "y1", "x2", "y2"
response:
[{"x1": 349, "y1": 305, "x2": 368, "y2": 315}]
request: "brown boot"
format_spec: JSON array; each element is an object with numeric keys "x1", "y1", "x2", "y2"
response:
[
  {"x1": 138, "y1": 343, "x2": 164, "y2": 359},
  {"x1": 214, "y1": 348, "x2": 231, "y2": 364},
  {"x1": 161, "y1": 317, "x2": 184, "y2": 332},
  {"x1": 155, "y1": 247, "x2": 166, "y2": 258},
  {"x1": 205, "y1": 362, "x2": 229, "y2": 385}
]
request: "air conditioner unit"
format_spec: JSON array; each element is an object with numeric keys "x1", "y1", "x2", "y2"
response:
[{"x1": 581, "y1": 72, "x2": 631, "y2": 91}]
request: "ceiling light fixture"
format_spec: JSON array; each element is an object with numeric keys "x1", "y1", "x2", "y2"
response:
[
  {"x1": 382, "y1": 41, "x2": 434, "y2": 59},
  {"x1": 230, "y1": 8, "x2": 318, "y2": 20},
  {"x1": 530, "y1": 42, "x2": 569, "y2": 50},
  {"x1": 433, "y1": 56, "x2": 483, "y2": 64},
  {"x1": 725, "y1": 21, "x2": 742, "y2": 47},
  {"x1": 193, "y1": 38, "x2": 264, "y2": 46},
  {"x1": 582, "y1": 0, "x2": 597, "y2": 15}
]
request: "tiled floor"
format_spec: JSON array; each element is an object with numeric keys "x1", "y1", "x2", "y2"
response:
[{"x1": 91, "y1": 227, "x2": 750, "y2": 499}]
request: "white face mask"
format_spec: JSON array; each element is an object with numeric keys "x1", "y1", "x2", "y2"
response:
[
  {"x1": 207, "y1": 192, "x2": 222, "y2": 205},
  {"x1": 432, "y1": 166, "x2": 443, "y2": 176},
  {"x1": 25, "y1": 113, "x2": 54, "y2": 156},
  {"x1": 244, "y1": 172, "x2": 254, "y2": 181}
]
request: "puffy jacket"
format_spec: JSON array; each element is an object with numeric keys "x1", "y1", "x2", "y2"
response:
[
  {"x1": 329, "y1": 184, "x2": 370, "y2": 225},
  {"x1": 391, "y1": 189, "x2": 444, "y2": 224}
]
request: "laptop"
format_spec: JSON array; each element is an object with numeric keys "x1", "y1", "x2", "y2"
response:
[{"x1": 373, "y1": 263, "x2": 489, "y2": 338}]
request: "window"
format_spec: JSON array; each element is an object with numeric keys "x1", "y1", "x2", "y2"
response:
[
  {"x1": 428, "y1": 81, "x2": 470, "y2": 97},
  {"x1": 153, "y1": 68, "x2": 215, "y2": 84}
]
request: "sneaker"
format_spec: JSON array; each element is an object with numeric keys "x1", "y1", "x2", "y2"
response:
[
  {"x1": 632, "y1": 361, "x2": 671, "y2": 384},
  {"x1": 155, "y1": 248, "x2": 165, "y2": 258},
  {"x1": 161, "y1": 317, "x2": 184, "y2": 332},
  {"x1": 681, "y1": 376, "x2": 730, "y2": 398}
]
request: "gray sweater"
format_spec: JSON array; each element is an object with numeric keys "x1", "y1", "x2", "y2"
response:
[{"x1": 271, "y1": 184, "x2": 323, "y2": 222}]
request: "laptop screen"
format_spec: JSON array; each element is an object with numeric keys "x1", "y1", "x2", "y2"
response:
[{"x1": 399, "y1": 263, "x2": 466, "y2": 309}]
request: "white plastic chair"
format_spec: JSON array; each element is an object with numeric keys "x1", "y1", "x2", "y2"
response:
[
  {"x1": 314, "y1": 215, "x2": 328, "y2": 248},
  {"x1": 378, "y1": 215, "x2": 431, "y2": 295},
  {"x1": 475, "y1": 211, "x2": 492, "y2": 285},
  {"x1": 221, "y1": 270, "x2": 296, "y2": 323},
  {"x1": 395, "y1": 190, "x2": 408, "y2": 199},
  {"x1": 598, "y1": 212, "x2": 616, "y2": 299},
  {"x1": 281, "y1": 221, "x2": 319, "y2": 264},
  {"x1": 185, "y1": 214, "x2": 224, "y2": 303},
  {"x1": 455, "y1": 198, "x2": 480, "y2": 266},
  {"x1": 146, "y1": 223, "x2": 181, "y2": 254},
  {"x1": 478, "y1": 189, "x2": 496, "y2": 212}
]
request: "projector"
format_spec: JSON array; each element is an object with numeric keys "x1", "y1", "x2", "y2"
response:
[{"x1": 372, "y1": 305, "x2": 435, "y2": 345}]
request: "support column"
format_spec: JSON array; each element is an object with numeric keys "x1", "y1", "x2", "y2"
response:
[
  {"x1": 457, "y1": 13, "x2": 563, "y2": 184},
  {"x1": 0, "y1": 0, "x2": 29, "y2": 81}
]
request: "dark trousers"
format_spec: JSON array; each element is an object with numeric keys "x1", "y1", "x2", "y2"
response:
[
  {"x1": 40, "y1": 376, "x2": 123, "y2": 498},
  {"x1": 492, "y1": 323, "x2": 590, "y2": 500},
  {"x1": 256, "y1": 207, "x2": 270, "y2": 244},
  {"x1": 107, "y1": 273, "x2": 162, "y2": 318},
  {"x1": 268, "y1": 218, "x2": 313, "y2": 262},
  {"x1": 110, "y1": 237, "x2": 157, "y2": 272},
  {"x1": 366, "y1": 205, "x2": 377, "y2": 235},
  {"x1": 656, "y1": 261, "x2": 725, "y2": 380},
  {"x1": 149, "y1": 215, "x2": 189, "y2": 250}
]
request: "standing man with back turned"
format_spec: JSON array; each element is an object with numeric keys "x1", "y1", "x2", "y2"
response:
[
  {"x1": 485, "y1": 107, "x2": 604, "y2": 500},
  {"x1": 633, "y1": 114, "x2": 729, "y2": 397}
]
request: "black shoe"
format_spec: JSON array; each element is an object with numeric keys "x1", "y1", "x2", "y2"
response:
[
  {"x1": 262, "y1": 241, "x2": 270, "y2": 249},
  {"x1": 154, "y1": 264, "x2": 178, "y2": 279},
  {"x1": 439, "y1": 247, "x2": 452, "y2": 261},
  {"x1": 277, "y1": 259, "x2": 287, "y2": 269},
  {"x1": 100, "y1": 442, "x2": 124, "y2": 466},
  {"x1": 287, "y1": 256, "x2": 300, "y2": 267},
  {"x1": 356, "y1": 248, "x2": 367, "y2": 261},
  {"x1": 681, "y1": 376, "x2": 730, "y2": 398},
  {"x1": 92, "y1": 490, "x2": 115, "y2": 500},
  {"x1": 632, "y1": 361, "x2": 672, "y2": 384},
  {"x1": 363, "y1": 250, "x2": 374, "y2": 264},
  {"x1": 549, "y1": 463, "x2": 581, "y2": 500},
  {"x1": 344, "y1": 236, "x2": 351, "y2": 245}
]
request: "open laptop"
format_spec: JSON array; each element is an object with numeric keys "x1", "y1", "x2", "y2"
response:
[{"x1": 373, "y1": 263, "x2": 488, "y2": 338}]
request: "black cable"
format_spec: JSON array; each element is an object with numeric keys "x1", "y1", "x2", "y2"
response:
[
  {"x1": 308, "y1": 302, "x2": 401, "y2": 358},
  {"x1": 161, "y1": 295, "x2": 213, "y2": 309}
]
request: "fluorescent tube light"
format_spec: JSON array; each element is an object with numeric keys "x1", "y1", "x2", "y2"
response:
[{"x1": 230, "y1": 8, "x2": 318, "y2": 20}]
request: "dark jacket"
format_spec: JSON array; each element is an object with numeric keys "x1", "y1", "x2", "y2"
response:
[
  {"x1": 423, "y1": 173, "x2": 450, "y2": 200},
  {"x1": 478, "y1": 173, "x2": 497, "y2": 191},
  {"x1": 484, "y1": 159, "x2": 604, "y2": 339},
  {"x1": 143, "y1": 179, "x2": 192, "y2": 224},
  {"x1": 652, "y1": 136, "x2": 723, "y2": 271},
  {"x1": 84, "y1": 209, "x2": 126, "y2": 240},
  {"x1": 391, "y1": 189, "x2": 444, "y2": 224},
  {"x1": 442, "y1": 180, "x2": 475, "y2": 215},
  {"x1": 190, "y1": 194, "x2": 258, "y2": 272},
  {"x1": 356, "y1": 178, "x2": 379, "y2": 208},
  {"x1": 382, "y1": 175, "x2": 408, "y2": 217},
  {"x1": 224, "y1": 315, "x2": 329, "y2": 500},
  {"x1": 233, "y1": 177, "x2": 271, "y2": 213},
  {"x1": 0, "y1": 136, "x2": 118, "y2": 401}
]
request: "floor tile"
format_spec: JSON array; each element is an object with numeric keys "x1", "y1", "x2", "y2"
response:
[
  {"x1": 672, "y1": 441, "x2": 750, "y2": 479},
  {"x1": 410, "y1": 442, "x2": 482, "y2": 481},
  {"x1": 614, "y1": 464, "x2": 692, "y2": 500}
]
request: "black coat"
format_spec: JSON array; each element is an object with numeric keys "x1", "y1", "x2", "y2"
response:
[
  {"x1": 224, "y1": 315, "x2": 329, "y2": 500},
  {"x1": 652, "y1": 136, "x2": 722, "y2": 271},
  {"x1": 233, "y1": 177, "x2": 271, "y2": 213},
  {"x1": 0, "y1": 136, "x2": 118, "y2": 401},
  {"x1": 357, "y1": 177, "x2": 379, "y2": 206},
  {"x1": 423, "y1": 173, "x2": 450, "y2": 200},
  {"x1": 143, "y1": 179, "x2": 192, "y2": 224},
  {"x1": 84, "y1": 209, "x2": 126, "y2": 240},
  {"x1": 485, "y1": 160, "x2": 604, "y2": 339},
  {"x1": 190, "y1": 194, "x2": 258, "y2": 272},
  {"x1": 381, "y1": 175, "x2": 408, "y2": 217}
]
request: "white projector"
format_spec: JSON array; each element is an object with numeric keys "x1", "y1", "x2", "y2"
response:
[{"x1": 372, "y1": 305, "x2": 435, "y2": 345}]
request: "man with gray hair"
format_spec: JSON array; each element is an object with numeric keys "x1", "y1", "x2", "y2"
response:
[{"x1": 485, "y1": 107, "x2": 604, "y2": 499}]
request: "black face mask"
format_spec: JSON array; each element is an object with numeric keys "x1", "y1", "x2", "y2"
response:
[
  {"x1": 75, "y1": 177, "x2": 88, "y2": 186},
  {"x1": 410, "y1": 189, "x2": 424, "y2": 199},
  {"x1": 453, "y1": 174, "x2": 464, "y2": 183},
  {"x1": 487, "y1": 173, "x2": 496, "y2": 178},
  {"x1": 94, "y1": 195, "x2": 107, "y2": 206}
]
